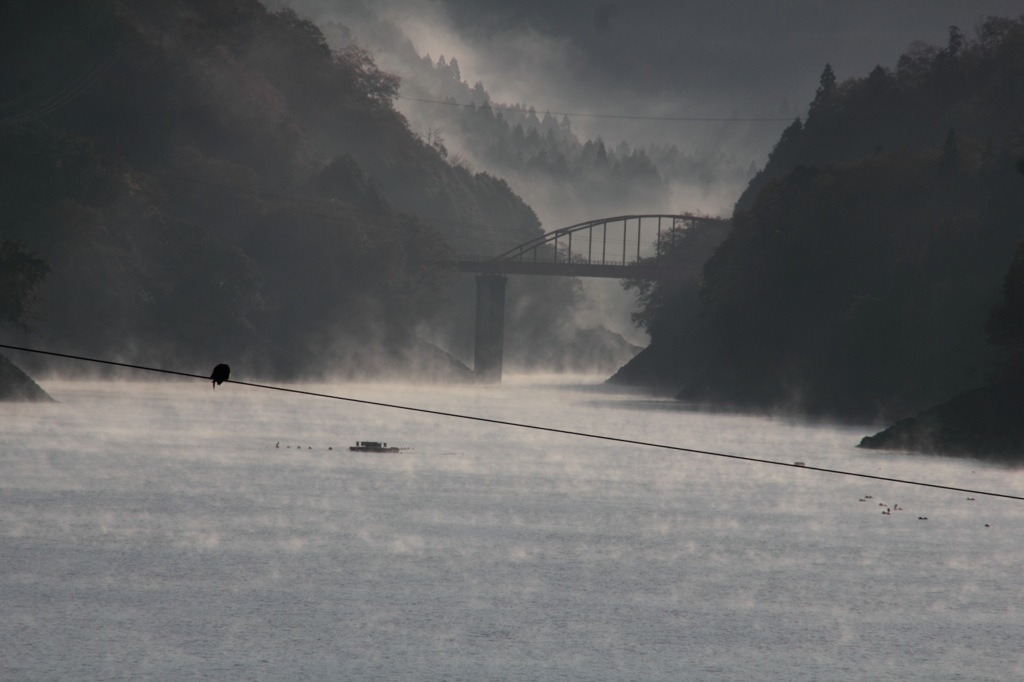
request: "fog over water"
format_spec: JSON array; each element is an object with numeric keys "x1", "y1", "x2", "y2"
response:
[{"x1": 4, "y1": 378, "x2": 1024, "y2": 680}]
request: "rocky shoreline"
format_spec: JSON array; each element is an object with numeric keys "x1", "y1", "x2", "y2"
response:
[
  {"x1": 858, "y1": 381, "x2": 1024, "y2": 463},
  {"x1": 0, "y1": 353, "x2": 54, "y2": 402}
]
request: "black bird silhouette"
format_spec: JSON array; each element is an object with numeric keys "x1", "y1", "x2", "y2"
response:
[{"x1": 210, "y1": 363, "x2": 230, "y2": 388}]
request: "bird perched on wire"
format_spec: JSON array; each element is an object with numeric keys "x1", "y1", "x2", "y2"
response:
[{"x1": 210, "y1": 363, "x2": 230, "y2": 388}]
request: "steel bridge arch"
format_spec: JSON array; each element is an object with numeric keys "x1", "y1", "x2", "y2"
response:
[
  {"x1": 456, "y1": 213, "x2": 726, "y2": 280},
  {"x1": 490, "y1": 213, "x2": 713, "y2": 266}
]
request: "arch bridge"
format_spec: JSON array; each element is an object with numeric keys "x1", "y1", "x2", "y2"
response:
[
  {"x1": 452, "y1": 213, "x2": 729, "y2": 382},
  {"x1": 455, "y1": 213, "x2": 720, "y2": 280}
]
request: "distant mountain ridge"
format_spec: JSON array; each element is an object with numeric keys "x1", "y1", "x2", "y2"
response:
[{"x1": 304, "y1": 4, "x2": 763, "y2": 222}]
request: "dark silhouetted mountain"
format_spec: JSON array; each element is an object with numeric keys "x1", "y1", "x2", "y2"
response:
[
  {"x1": 0, "y1": 0, "x2": 579, "y2": 379},
  {"x1": 611, "y1": 17, "x2": 1024, "y2": 426}
]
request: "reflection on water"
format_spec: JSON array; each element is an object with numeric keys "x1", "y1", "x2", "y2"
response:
[{"x1": 2, "y1": 377, "x2": 1024, "y2": 680}]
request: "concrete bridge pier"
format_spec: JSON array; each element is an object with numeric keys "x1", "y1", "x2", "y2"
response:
[{"x1": 474, "y1": 273, "x2": 507, "y2": 382}]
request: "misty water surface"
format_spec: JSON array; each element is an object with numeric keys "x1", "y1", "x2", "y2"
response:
[{"x1": 3, "y1": 377, "x2": 1023, "y2": 680}]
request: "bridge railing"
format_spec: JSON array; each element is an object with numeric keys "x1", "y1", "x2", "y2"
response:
[
  {"x1": 451, "y1": 213, "x2": 728, "y2": 280},
  {"x1": 453, "y1": 256, "x2": 635, "y2": 268},
  {"x1": 487, "y1": 213, "x2": 718, "y2": 266}
]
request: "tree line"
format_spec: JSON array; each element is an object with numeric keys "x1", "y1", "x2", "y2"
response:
[
  {"x1": 613, "y1": 17, "x2": 1024, "y2": 424},
  {"x1": 0, "y1": 0, "x2": 594, "y2": 378},
  {"x1": 403, "y1": 53, "x2": 758, "y2": 214}
]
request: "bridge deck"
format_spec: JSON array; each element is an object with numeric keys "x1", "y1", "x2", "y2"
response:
[
  {"x1": 453, "y1": 260, "x2": 700, "y2": 281},
  {"x1": 451, "y1": 213, "x2": 726, "y2": 283}
]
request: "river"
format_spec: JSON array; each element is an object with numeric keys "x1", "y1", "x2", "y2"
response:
[{"x1": 2, "y1": 376, "x2": 1023, "y2": 680}]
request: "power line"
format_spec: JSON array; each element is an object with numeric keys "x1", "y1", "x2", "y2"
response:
[
  {"x1": 398, "y1": 95, "x2": 795, "y2": 123},
  {"x1": 145, "y1": 167, "x2": 535, "y2": 246},
  {"x1": 3, "y1": 341, "x2": 1021, "y2": 503},
  {"x1": 0, "y1": 45, "x2": 125, "y2": 125},
  {"x1": 136, "y1": 168, "x2": 702, "y2": 258}
]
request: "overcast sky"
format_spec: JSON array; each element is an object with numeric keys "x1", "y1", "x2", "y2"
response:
[
  {"x1": 416, "y1": 1, "x2": 1022, "y2": 101},
  {"x1": 278, "y1": 0, "x2": 1024, "y2": 148},
  {"x1": 356, "y1": 0, "x2": 1023, "y2": 145}
]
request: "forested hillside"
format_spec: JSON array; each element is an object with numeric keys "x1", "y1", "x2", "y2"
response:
[
  {"x1": 300, "y1": 0, "x2": 761, "y2": 224},
  {"x1": 383, "y1": 52, "x2": 759, "y2": 222},
  {"x1": 612, "y1": 17, "x2": 1024, "y2": 424},
  {"x1": 0, "y1": 0, "x2": 582, "y2": 378}
]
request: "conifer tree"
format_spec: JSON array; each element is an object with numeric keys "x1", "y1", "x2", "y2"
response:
[{"x1": 809, "y1": 63, "x2": 837, "y2": 115}]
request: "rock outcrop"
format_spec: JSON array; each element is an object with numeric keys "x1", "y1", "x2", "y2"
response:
[
  {"x1": 858, "y1": 381, "x2": 1024, "y2": 462},
  {"x1": 0, "y1": 353, "x2": 54, "y2": 402}
]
